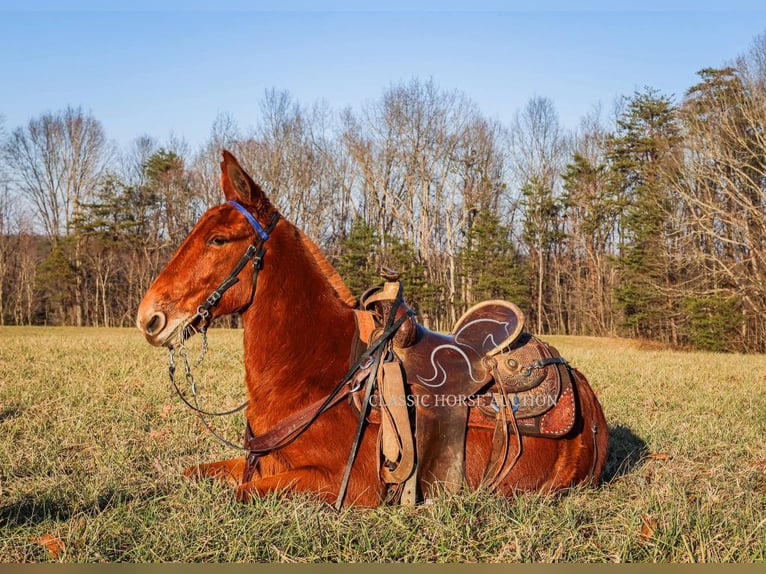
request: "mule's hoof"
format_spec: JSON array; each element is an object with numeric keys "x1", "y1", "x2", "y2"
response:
[
  {"x1": 235, "y1": 483, "x2": 255, "y2": 503},
  {"x1": 183, "y1": 466, "x2": 205, "y2": 480},
  {"x1": 183, "y1": 459, "x2": 245, "y2": 486}
]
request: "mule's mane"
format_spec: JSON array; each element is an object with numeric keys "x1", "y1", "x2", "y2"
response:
[{"x1": 298, "y1": 231, "x2": 357, "y2": 308}]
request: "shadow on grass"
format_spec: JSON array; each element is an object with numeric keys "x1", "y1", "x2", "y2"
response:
[
  {"x1": 0, "y1": 487, "x2": 165, "y2": 527},
  {"x1": 0, "y1": 406, "x2": 24, "y2": 423},
  {"x1": 603, "y1": 424, "x2": 648, "y2": 482}
]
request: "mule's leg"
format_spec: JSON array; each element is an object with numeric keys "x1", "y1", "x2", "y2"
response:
[
  {"x1": 235, "y1": 467, "x2": 336, "y2": 503},
  {"x1": 184, "y1": 458, "x2": 247, "y2": 486}
]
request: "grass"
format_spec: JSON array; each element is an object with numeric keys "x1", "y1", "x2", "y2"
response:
[{"x1": 0, "y1": 326, "x2": 764, "y2": 562}]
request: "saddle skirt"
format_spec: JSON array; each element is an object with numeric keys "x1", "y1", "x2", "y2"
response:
[{"x1": 352, "y1": 271, "x2": 579, "y2": 502}]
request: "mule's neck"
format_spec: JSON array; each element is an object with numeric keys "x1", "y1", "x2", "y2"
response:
[{"x1": 239, "y1": 223, "x2": 357, "y2": 422}]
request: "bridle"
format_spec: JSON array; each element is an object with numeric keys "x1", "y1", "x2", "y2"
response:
[
  {"x1": 190, "y1": 200, "x2": 281, "y2": 329},
  {"x1": 167, "y1": 200, "x2": 280, "y2": 424}
]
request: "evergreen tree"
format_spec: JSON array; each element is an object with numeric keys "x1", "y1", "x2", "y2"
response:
[
  {"x1": 460, "y1": 208, "x2": 529, "y2": 308},
  {"x1": 681, "y1": 295, "x2": 742, "y2": 352},
  {"x1": 35, "y1": 243, "x2": 77, "y2": 325},
  {"x1": 73, "y1": 175, "x2": 142, "y2": 244},
  {"x1": 71, "y1": 175, "x2": 141, "y2": 326},
  {"x1": 520, "y1": 176, "x2": 566, "y2": 332},
  {"x1": 142, "y1": 149, "x2": 196, "y2": 243},
  {"x1": 678, "y1": 67, "x2": 766, "y2": 351},
  {"x1": 607, "y1": 89, "x2": 682, "y2": 342},
  {"x1": 334, "y1": 216, "x2": 437, "y2": 322},
  {"x1": 382, "y1": 234, "x2": 434, "y2": 321},
  {"x1": 333, "y1": 216, "x2": 379, "y2": 297},
  {"x1": 561, "y1": 151, "x2": 623, "y2": 335}
]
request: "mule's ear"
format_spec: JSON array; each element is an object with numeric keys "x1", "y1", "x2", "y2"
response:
[{"x1": 220, "y1": 150, "x2": 270, "y2": 210}]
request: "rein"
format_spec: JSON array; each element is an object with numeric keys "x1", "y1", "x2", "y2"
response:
[
  {"x1": 168, "y1": 327, "x2": 248, "y2": 417},
  {"x1": 169, "y1": 308, "x2": 409, "y2": 455}
]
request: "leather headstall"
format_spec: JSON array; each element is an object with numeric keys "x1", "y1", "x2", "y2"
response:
[{"x1": 190, "y1": 201, "x2": 281, "y2": 329}]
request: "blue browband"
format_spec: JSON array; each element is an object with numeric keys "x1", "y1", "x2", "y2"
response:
[{"x1": 228, "y1": 200, "x2": 271, "y2": 241}]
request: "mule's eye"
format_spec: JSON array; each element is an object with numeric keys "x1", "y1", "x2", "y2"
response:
[{"x1": 207, "y1": 236, "x2": 229, "y2": 247}]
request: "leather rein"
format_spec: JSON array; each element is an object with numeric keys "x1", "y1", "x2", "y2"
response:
[{"x1": 166, "y1": 201, "x2": 407, "y2": 502}]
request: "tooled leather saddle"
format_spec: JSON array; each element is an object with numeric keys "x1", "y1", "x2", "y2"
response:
[{"x1": 352, "y1": 269, "x2": 578, "y2": 504}]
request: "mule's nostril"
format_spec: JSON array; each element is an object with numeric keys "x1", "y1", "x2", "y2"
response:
[{"x1": 145, "y1": 312, "x2": 166, "y2": 336}]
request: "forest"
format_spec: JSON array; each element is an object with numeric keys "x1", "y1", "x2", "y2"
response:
[{"x1": 2, "y1": 34, "x2": 766, "y2": 353}]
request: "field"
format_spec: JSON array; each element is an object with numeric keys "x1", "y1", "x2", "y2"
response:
[{"x1": 0, "y1": 326, "x2": 764, "y2": 562}]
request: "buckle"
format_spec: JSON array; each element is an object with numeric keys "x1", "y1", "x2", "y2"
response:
[
  {"x1": 196, "y1": 305, "x2": 210, "y2": 319},
  {"x1": 205, "y1": 291, "x2": 222, "y2": 306},
  {"x1": 348, "y1": 355, "x2": 375, "y2": 393},
  {"x1": 358, "y1": 355, "x2": 374, "y2": 370},
  {"x1": 349, "y1": 376, "x2": 366, "y2": 393}
]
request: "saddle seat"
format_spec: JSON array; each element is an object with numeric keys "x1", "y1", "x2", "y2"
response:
[{"x1": 353, "y1": 270, "x2": 578, "y2": 502}]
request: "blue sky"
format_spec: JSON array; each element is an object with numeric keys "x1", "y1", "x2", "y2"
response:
[{"x1": 2, "y1": 1, "x2": 766, "y2": 149}]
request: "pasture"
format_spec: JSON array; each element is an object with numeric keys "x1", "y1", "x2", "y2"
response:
[{"x1": 0, "y1": 326, "x2": 764, "y2": 562}]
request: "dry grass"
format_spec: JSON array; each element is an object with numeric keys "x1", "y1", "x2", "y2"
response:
[{"x1": 0, "y1": 326, "x2": 764, "y2": 562}]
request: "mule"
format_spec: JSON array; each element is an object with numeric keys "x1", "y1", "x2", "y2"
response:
[{"x1": 137, "y1": 151, "x2": 609, "y2": 506}]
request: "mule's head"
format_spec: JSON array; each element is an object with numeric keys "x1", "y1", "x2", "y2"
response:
[{"x1": 137, "y1": 151, "x2": 279, "y2": 346}]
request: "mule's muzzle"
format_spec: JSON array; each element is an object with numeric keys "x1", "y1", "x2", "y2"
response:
[
  {"x1": 136, "y1": 305, "x2": 167, "y2": 344},
  {"x1": 136, "y1": 300, "x2": 185, "y2": 347},
  {"x1": 143, "y1": 311, "x2": 166, "y2": 337}
]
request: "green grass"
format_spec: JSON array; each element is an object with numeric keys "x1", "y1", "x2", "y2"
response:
[{"x1": 0, "y1": 327, "x2": 764, "y2": 562}]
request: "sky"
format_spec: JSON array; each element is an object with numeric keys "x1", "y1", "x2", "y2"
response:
[{"x1": 2, "y1": 1, "x2": 766, "y2": 150}]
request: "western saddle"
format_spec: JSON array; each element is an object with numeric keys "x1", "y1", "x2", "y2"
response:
[{"x1": 351, "y1": 269, "x2": 577, "y2": 505}]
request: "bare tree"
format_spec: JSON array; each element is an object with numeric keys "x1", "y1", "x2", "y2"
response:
[
  {"x1": 342, "y1": 79, "x2": 496, "y2": 328},
  {"x1": 191, "y1": 113, "x2": 242, "y2": 209},
  {"x1": 2, "y1": 107, "x2": 114, "y2": 325},
  {"x1": 560, "y1": 106, "x2": 619, "y2": 335},
  {"x1": 672, "y1": 66, "x2": 766, "y2": 350},
  {"x1": 448, "y1": 114, "x2": 509, "y2": 317},
  {"x1": 0, "y1": 185, "x2": 14, "y2": 324},
  {"x1": 122, "y1": 135, "x2": 158, "y2": 189},
  {"x1": 509, "y1": 96, "x2": 568, "y2": 333},
  {"x1": 3, "y1": 106, "x2": 112, "y2": 239}
]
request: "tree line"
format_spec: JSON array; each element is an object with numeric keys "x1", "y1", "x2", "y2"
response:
[{"x1": 2, "y1": 34, "x2": 766, "y2": 352}]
